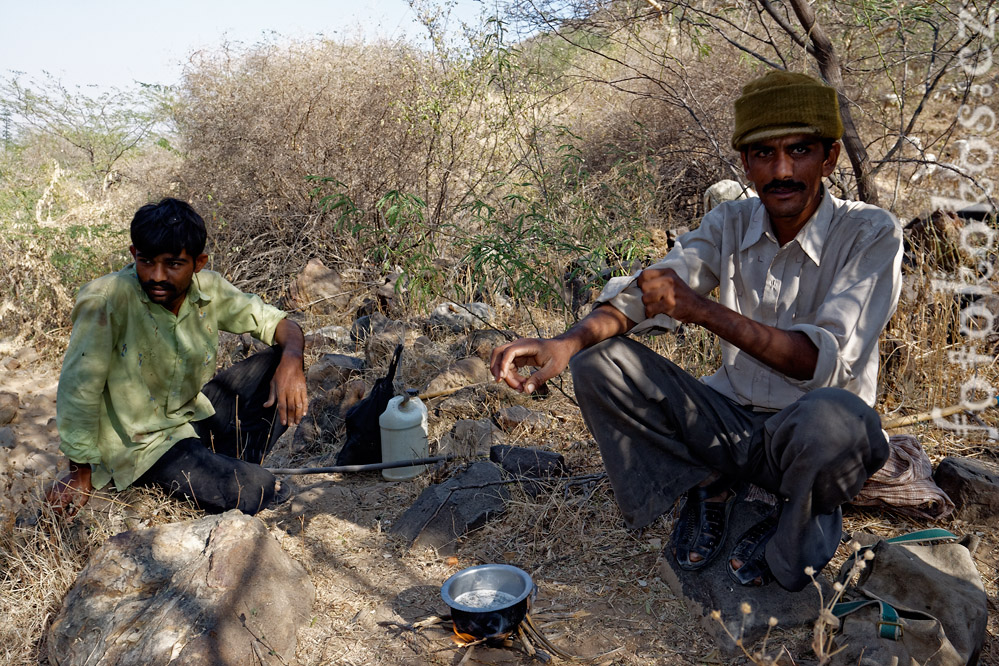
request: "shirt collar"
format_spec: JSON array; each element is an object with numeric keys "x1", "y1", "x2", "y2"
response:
[
  {"x1": 739, "y1": 187, "x2": 833, "y2": 266},
  {"x1": 740, "y1": 200, "x2": 771, "y2": 252},
  {"x1": 794, "y1": 187, "x2": 834, "y2": 266}
]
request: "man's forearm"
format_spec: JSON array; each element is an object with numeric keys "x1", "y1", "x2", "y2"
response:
[
  {"x1": 274, "y1": 318, "x2": 305, "y2": 359},
  {"x1": 555, "y1": 304, "x2": 636, "y2": 355},
  {"x1": 692, "y1": 299, "x2": 818, "y2": 380}
]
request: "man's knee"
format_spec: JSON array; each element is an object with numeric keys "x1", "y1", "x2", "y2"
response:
[
  {"x1": 792, "y1": 387, "x2": 886, "y2": 461},
  {"x1": 766, "y1": 388, "x2": 887, "y2": 500}
]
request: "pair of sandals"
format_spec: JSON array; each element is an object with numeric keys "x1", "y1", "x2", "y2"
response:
[{"x1": 672, "y1": 479, "x2": 779, "y2": 586}]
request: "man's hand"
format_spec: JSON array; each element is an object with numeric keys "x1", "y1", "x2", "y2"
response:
[
  {"x1": 639, "y1": 267, "x2": 818, "y2": 380},
  {"x1": 45, "y1": 463, "x2": 93, "y2": 517},
  {"x1": 490, "y1": 305, "x2": 634, "y2": 394},
  {"x1": 490, "y1": 338, "x2": 576, "y2": 394},
  {"x1": 637, "y1": 267, "x2": 707, "y2": 323},
  {"x1": 266, "y1": 318, "x2": 308, "y2": 426},
  {"x1": 265, "y1": 356, "x2": 308, "y2": 426}
]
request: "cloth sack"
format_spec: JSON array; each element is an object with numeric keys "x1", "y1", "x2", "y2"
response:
[
  {"x1": 831, "y1": 529, "x2": 987, "y2": 666},
  {"x1": 850, "y1": 434, "x2": 955, "y2": 520},
  {"x1": 335, "y1": 344, "x2": 403, "y2": 466}
]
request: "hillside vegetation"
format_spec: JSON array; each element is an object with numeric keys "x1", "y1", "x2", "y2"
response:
[{"x1": 1, "y1": 1, "x2": 997, "y2": 663}]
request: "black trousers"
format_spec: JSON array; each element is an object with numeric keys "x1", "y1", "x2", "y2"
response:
[
  {"x1": 135, "y1": 347, "x2": 288, "y2": 515},
  {"x1": 570, "y1": 337, "x2": 888, "y2": 591}
]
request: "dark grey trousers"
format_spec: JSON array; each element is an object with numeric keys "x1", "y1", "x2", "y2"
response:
[
  {"x1": 136, "y1": 347, "x2": 287, "y2": 515},
  {"x1": 570, "y1": 337, "x2": 888, "y2": 591}
]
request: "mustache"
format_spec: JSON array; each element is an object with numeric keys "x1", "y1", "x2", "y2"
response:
[
  {"x1": 762, "y1": 179, "x2": 806, "y2": 193},
  {"x1": 142, "y1": 281, "x2": 176, "y2": 293}
]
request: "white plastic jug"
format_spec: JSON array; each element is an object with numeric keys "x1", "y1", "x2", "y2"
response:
[{"x1": 379, "y1": 389, "x2": 429, "y2": 481}]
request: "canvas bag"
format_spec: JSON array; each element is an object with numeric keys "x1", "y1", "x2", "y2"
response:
[{"x1": 830, "y1": 529, "x2": 988, "y2": 666}]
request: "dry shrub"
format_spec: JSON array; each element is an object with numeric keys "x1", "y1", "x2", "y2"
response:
[{"x1": 175, "y1": 37, "x2": 520, "y2": 299}]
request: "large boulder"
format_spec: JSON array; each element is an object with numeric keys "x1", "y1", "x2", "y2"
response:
[
  {"x1": 703, "y1": 179, "x2": 755, "y2": 214},
  {"x1": 48, "y1": 511, "x2": 314, "y2": 666}
]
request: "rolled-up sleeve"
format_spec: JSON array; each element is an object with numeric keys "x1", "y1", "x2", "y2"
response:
[
  {"x1": 57, "y1": 287, "x2": 115, "y2": 465},
  {"x1": 594, "y1": 213, "x2": 726, "y2": 334},
  {"x1": 789, "y1": 221, "x2": 903, "y2": 391},
  {"x1": 209, "y1": 275, "x2": 287, "y2": 344}
]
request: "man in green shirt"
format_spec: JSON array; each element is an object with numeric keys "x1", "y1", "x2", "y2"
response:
[{"x1": 48, "y1": 198, "x2": 308, "y2": 515}]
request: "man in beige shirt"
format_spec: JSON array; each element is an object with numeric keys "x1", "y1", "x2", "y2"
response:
[{"x1": 491, "y1": 72, "x2": 903, "y2": 591}]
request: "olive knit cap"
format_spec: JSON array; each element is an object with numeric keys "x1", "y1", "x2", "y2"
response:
[{"x1": 731, "y1": 70, "x2": 843, "y2": 150}]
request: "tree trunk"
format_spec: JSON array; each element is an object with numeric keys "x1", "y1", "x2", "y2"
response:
[{"x1": 785, "y1": 0, "x2": 880, "y2": 206}]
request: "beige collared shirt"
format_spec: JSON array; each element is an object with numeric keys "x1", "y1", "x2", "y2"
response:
[{"x1": 595, "y1": 188, "x2": 904, "y2": 409}]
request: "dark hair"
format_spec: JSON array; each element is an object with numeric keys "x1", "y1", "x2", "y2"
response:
[{"x1": 130, "y1": 198, "x2": 207, "y2": 257}]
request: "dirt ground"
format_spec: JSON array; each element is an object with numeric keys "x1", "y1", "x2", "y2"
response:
[{"x1": 2, "y1": 349, "x2": 997, "y2": 666}]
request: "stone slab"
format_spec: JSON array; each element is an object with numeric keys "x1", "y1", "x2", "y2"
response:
[
  {"x1": 391, "y1": 461, "x2": 509, "y2": 555},
  {"x1": 660, "y1": 499, "x2": 831, "y2": 657}
]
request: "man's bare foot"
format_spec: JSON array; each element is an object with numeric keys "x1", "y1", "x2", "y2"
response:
[
  {"x1": 45, "y1": 463, "x2": 94, "y2": 517},
  {"x1": 728, "y1": 557, "x2": 764, "y2": 585}
]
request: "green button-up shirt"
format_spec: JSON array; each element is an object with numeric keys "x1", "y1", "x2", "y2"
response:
[{"x1": 57, "y1": 264, "x2": 287, "y2": 490}]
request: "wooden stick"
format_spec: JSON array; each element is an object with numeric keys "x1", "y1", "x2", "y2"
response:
[{"x1": 881, "y1": 398, "x2": 996, "y2": 429}]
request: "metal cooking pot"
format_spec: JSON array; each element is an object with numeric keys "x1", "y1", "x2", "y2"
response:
[{"x1": 440, "y1": 564, "x2": 536, "y2": 640}]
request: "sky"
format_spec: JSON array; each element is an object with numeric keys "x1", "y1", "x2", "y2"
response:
[{"x1": 0, "y1": 0, "x2": 492, "y2": 91}]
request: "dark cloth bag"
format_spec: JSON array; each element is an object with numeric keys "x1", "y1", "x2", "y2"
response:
[
  {"x1": 334, "y1": 344, "x2": 403, "y2": 466},
  {"x1": 831, "y1": 529, "x2": 988, "y2": 666}
]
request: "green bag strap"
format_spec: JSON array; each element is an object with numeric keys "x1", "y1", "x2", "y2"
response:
[
  {"x1": 833, "y1": 600, "x2": 904, "y2": 640},
  {"x1": 883, "y1": 528, "x2": 957, "y2": 545}
]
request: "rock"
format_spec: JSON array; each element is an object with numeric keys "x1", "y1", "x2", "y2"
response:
[
  {"x1": 48, "y1": 511, "x2": 314, "y2": 666},
  {"x1": 434, "y1": 388, "x2": 488, "y2": 421},
  {"x1": 0, "y1": 391, "x2": 18, "y2": 425},
  {"x1": 660, "y1": 499, "x2": 829, "y2": 657},
  {"x1": 493, "y1": 405, "x2": 552, "y2": 432},
  {"x1": 428, "y1": 302, "x2": 495, "y2": 334},
  {"x1": 305, "y1": 325, "x2": 351, "y2": 350},
  {"x1": 0, "y1": 426, "x2": 15, "y2": 448},
  {"x1": 490, "y1": 444, "x2": 567, "y2": 479},
  {"x1": 365, "y1": 330, "x2": 409, "y2": 370},
  {"x1": 467, "y1": 329, "x2": 515, "y2": 362},
  {"x1": 441, "y1": 418, "x2": 506, "y2": 457},
  {"x1": 391, "y1": 461, "x2": 509, "y2": 554},
  {"x1": 286, "y1": 258, "x2": 350, "y2": 314},
  {"x1": 351, "y1": 312, "x2": 406, "y2": 345},
  {"x1": 934, "y1": 456, "x2": 999, "y2": 527},
  {"x1": 703, "y1": 179, "x2": 755, "y2": 214},
  {"x1": 425, "y1": 357, "x2": 490, "y2": 395},
  {"x1": 306, "y1": 353, "x2": 365, "y2": 393}
]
